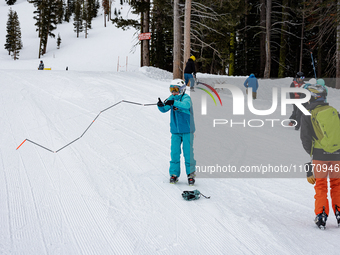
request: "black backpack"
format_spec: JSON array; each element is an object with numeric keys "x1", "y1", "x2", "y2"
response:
[{"x1": 181, "y1": 190, "x2": 210, "y2": 201}]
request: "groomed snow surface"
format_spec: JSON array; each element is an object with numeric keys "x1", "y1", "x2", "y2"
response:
[{"x1": 1, "y1": 1, "x2": 340, "y2": 255}]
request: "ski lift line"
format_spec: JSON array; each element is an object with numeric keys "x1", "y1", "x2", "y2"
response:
[{"x1": 16, "y1": 100, "x2": 157, "y2": 154}]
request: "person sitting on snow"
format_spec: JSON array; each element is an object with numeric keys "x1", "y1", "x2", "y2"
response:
[{"x1": 38, "y1": 60, "x2": 44, "y2": 70}]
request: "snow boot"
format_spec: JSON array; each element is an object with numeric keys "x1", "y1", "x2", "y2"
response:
[
  {"x1": 335, "y1": 205, "x2": 340, "y2": 227},
  {"x1": 190, "y1": 87, "x2": 195, "y2": 92},
  {"x1": 188, "y1": 172, "x2": 196, "y2": 186},
  {"x1": 315, "y1": 206, "x2": 328, "y2": 230},
  {"x1": 170, "y1": 175, "x2": 178, "y2": 184}
]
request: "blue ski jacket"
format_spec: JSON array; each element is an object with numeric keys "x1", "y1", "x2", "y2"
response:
[
  {"x1": 244, "y1": 74, "x2": 259, "y2": 92},
  {"x1": 158, "y1": 93, "x2": 195, "y2": 134}
]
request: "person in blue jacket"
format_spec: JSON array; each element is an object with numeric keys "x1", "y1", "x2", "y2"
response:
[
  {"x1": 244, "y1": 73, "x2": 259, "y2": 99},
  {"x1": 157, "y1": 79, "x2": 196, "y2": 185}
]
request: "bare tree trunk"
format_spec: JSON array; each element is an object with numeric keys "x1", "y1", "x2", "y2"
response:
[
  {"x1": 183, "y1": 0, "x2": 192, "y2": 76},
  {"x1": 140, "y1": 12, "x2": 143, "y2": 67},
  {"x1": 260, "y1": 0, "x2": 266, "y2": 77},
  {"x1": 210, "y1": 51, "x2": 215, "y2": 74},
  {"x1": 317, "y1": 0, "x2": 323, "y2": 78},
  {"x1": 299, "y1": 5, "x2": 305, "y2": 73},
  {"x1": 38, "y1": 38, "x2": 42, "y2": 58},
  {"x1": 229, "y1": 31, "x2": 235, "y2": 75},
  {"x1": 42, "y1": 18, "x2": 50, "y2": 55},
  {"x1": 337, "y1": 0, "x2": 340, "y2": 89},
  {"x1": 318, "y1": 33, "x2": 322, "y2": 78},
  {"x1": 109, "y1": 0, "x2": 112, "y2": 20},
  {"x1": 263, "y1": 0, "x2": 271, "y2": 78},
  {"x1": 141, "y1": 0, "x2": 150, "y2": 67},
  {"x1": 244, "y1": 0, "x2": 248, "y2": 75},
  {"x1": 38, "y1": 8, "x2": 43, "y2": 58},
  {"x1": 43, "y1": 34, "x2": 48, "y2": 55},
  {"x1": 85, "y1": 24, "x2": 88, "y2": 38},
  {"x1": 278, "y1": 0, "x2": 288, "y2": 78},
  {"x1": 173, "y1": 0, "x2": 182, "y2": 79},
  {"x1": 85, "y1": 0, "x2": 88, "y2": 39}
]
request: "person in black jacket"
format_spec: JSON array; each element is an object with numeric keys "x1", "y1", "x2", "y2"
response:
[
  {"x1": 289, "y1": 71, "x2": 305, "y2": 130},
  {"x1": 300, "y1": 85, "x2": 340, "y2": 229},
  {"x1": 184, "y1": 56, "x2": 196, "y2": 91},
  {"x1": 38, "y1": 60, "x2": 44, "y2": 70}
]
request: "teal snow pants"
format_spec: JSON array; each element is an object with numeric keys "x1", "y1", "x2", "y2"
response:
[{"x1": 169, "y1": 133, "x2": 196, "y2": 177}]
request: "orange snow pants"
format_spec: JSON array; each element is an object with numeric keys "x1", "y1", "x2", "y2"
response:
[{"x1": 313, "y1": 160, "x2": 340, "y2": 216}]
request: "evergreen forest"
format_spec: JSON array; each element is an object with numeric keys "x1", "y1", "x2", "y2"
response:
[{"x1": 4, "y1": 0, "x2": 340, "y2": 88}]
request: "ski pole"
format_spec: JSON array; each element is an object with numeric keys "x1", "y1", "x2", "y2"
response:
[{"x1": 311, "y1": 51, "x2": 317, "y2": 79}]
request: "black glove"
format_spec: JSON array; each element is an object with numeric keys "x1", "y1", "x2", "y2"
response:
[
  {"x1": 157, "y1": 98, "x2": 164, "y2": 107},
  {"x1": 165, "y1": 100, "x2": 174, "y2": 106}
]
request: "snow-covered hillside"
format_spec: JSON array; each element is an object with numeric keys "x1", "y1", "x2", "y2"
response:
[
  {"x1": 0, "y1": 0, "x2": 140, "y2": 71},
  {"x1": 1, "y1": 1, "x2": 340, "y2": 255}
]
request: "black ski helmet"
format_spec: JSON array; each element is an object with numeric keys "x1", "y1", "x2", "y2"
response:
[{"x1": 296, "y1": 71, "x2": 304, "y2": 78}]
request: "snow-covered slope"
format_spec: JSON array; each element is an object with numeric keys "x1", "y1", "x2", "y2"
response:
[
  {"x1": 0, "y1": 0, "x2": 140, "y2": 71},
  {"x1": 1, "y1": 1, "x2": 340, "y2": 255}
]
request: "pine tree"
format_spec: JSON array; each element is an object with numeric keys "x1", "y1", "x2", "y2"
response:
[
  {"x1": 73, "y1": 0, "x2": 83, "y2": 37},
  {"x1": 64, "y1": 0, "x2": 75, "y2": 22},
  {"x1": 112, "y1": 0, "x2": 151, "y2": 66},
  {"x1": 40, "y1": 0, "x2": 58, "y2": 57},
  {"x1": 92, "y1": 0, "x2": 100, "y2": 18},
  {"x1": 102, "y1": 0, "x2": 109, "y2": 27},
  {"x1": 12, "y1": 11, "x2": 23, "y2": 60},
  {"x1": 29, "y1": 0, "x2": 58, "y2": 58},
  {"x1": 6, "y1": 0, "x2": 17, "y2": 5},
  {"x1": 4, "y1": 9, "x2": 23, "y2": 60},
  {"x1": 56, "y1": 0, "x2": 64, "y2": 24},
  {"x1": 83, "y1": 0, "x2": 97, "y2": 38},
  {"x1": 4, "y1": 9, "x2": 14, "y2": 55},
  {"x1": 150, "y1": 0, "x2": 175, "y2": 72},
  {"x1": 83, "y1": 0, "x2": 90, "y2": 38}
]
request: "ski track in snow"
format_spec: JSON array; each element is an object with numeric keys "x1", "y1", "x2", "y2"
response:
[
  {"x1": 2, "y1": 0, "x2": 340, "y2": 246},
  {"x1": 2, "y1": 69, "x2": 340, "y2": 254}
]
